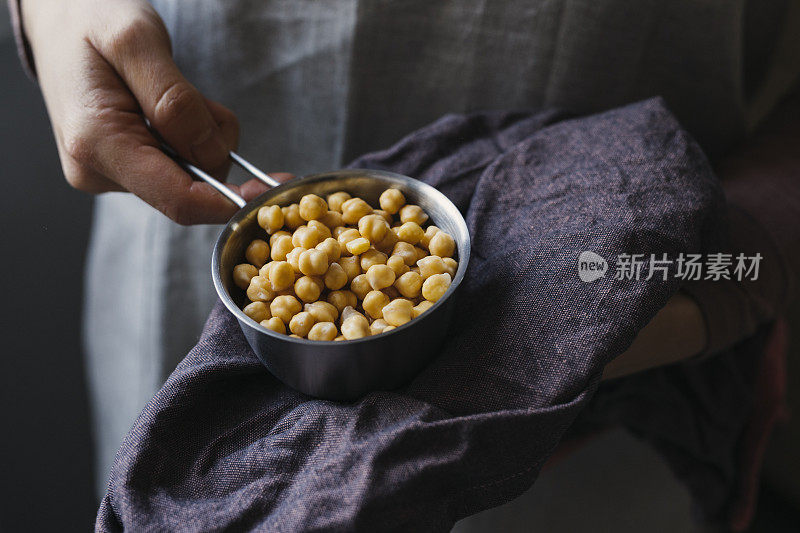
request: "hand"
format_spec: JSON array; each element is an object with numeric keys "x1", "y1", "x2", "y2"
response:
[
  {"x1": 602, "y1": 292, "x2": 707, "y2": 379},
  {"x1": 22, "y1": 0, "x2": 287, "y2": 224}
]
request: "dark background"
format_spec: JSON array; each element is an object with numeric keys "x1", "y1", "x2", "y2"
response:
[
  {"x1": 1, "y1": 9, "x2": 798, "y2": 533},
  {"x1": 0, "y1": 16, "x2": 96, "y2": 532}
]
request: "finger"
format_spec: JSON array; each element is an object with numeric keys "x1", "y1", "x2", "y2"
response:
[
  {"x1": 53, "y1": 119, "x2": 128, "y2": 194},
  {"x1": 57, "y1": 144, "x2": 127, "y2": 194},
  {"x1": 92, "y1": 126, "x2": 241, "y2": 225},
  {"x1": 94, "y1": 13, "x2": 231, "y2": 171},
  {"x1": 131, "y1": 145, "x2": 240, "y2": 224},
  {"x1": 64, "y1": 164, "x2": 128, "y2": 194},
  {"x1": 204, "y1": 98, "x2": 239, "y2": 152},
  {"x1": 239, "y1": 172, "x2": 295, "y2": 201},
  {"x1": 239, "y1": 179, "x2": 270, "y2": 201},
  {"x1": 272, "y1": 172, "x2": 295, "y2": 184},
  {"x1": 202, "y1": 98, "x2": 239, "y2": 179}
]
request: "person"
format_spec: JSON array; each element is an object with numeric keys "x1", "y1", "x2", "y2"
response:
[{"x1": 11, "y1": 0, "x2": 800, "y2": 526}]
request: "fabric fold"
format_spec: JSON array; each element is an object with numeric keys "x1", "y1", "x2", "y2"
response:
[{"x1": 98, "y1": 98, "x2": 752, "y2": 532}]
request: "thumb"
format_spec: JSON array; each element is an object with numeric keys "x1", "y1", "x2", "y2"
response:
[{"x1": 94, "y1": 12, "x2": 230, "y2": 171}]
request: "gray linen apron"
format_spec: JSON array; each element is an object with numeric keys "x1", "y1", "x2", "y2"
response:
[{"x1": 84, "y1": 0, "x2": 799, "y2": 523}]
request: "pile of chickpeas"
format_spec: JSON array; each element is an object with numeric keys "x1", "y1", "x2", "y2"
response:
[{"x1": 231, "y1": 188, "x2": 458, "y2": 341}]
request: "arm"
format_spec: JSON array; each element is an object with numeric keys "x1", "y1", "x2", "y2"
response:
[
  {"x1": 17, "y1": 0, "x2": 283, "y2": 224},
  {"x1": 605, "y1": 89, "x2": 800, "y2": 380},
  {"x1": 603, "y1": 293, "x2": 706, "y2": 380}
]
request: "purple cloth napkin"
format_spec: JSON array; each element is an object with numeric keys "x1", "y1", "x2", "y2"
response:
[{"x1": 97, "y1": 98, "x2": 735, "y2": 531}]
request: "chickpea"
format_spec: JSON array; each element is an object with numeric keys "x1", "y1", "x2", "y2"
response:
[
  {"x1": 316, "y1": 238, "x2": 341, "y2": 262},
  {"x1": 369, "y1": 318, "x2": 389, "y2": 335},
  {"x1": 341, "y1": 305, "x2": 366, "y2": 324},
  {"x1": 417, "y1": 255, "x2": 447, "y2": 279},
  {"x1": 429, "y1": 231, "x2": 455, "y2": 258},
  {"x1": 324, "y1": 262, "x2": 348, "y2": 290},
  {"x1": 422, "y1": 273, "x2": 451, "y2": 302},
  {"x1": 366, "y1": 264, "x2": 396, "y2": 290},
  {"x1": 307, "y1": 322, "x2": 338, "y2": 341},
  {"x1": 292, "y1": 226, "x2": 323, "y2": 249},
  {"x1": 237, "y1": 189, "x2": 459, "y2": 340},
  {"x1": 289, "y1": 311, "x2": 316, "y2": 337},
  {"x1": 379, "y1": 188, "x2": 405, "y2": 214},
  {"x1": 442, "y1": 257, "x2": 458, "y2": 277},
  {"x1": 327, "y1": 290, "x2": 358, "y2": 312},
  {"x1": 259, "y1": 260, "x2": 275, "y2": 278},
  {"x1": 399, "y1": 204, "x2": 428, "y2": 225},
  {"x1": 285, "y1": 247, "x2": 306, "y2": 274},
  {"x1": 260, "y1": 317, "x2": 286, "y2": 334},
  {"x1": 392, "y1": 242, "x2": 418, "y2": 266},
  {"x1": 299, "y1": 249, "x2": 329, "y2": 276},
  {"x1": 247, "y1": 276, "x2": 275, "y2": 302},
  {"x1": 304, "y1": 301, "x2": 339, "y2": 323},
  {"x1": 337, "y1": 228, "x2": 361, "y2": 254},
  {"x1": 412, "y1": 300, "x2": 434, "y2": 318},
  {"x1": 341, "y1": 315, "x2": 370, "y2": 340},
  {"x1": 386, "y1": 254, "x2": 410, "y2": 277},
  {"x1": 319, "y1": 210, "x2": 344, "y2": 229},
  {"x1": 375, "y1": 228, "x2": 399, "y2": 255},
  {"x1": 382, "y1": 298, "x2": 413, "y2": 327},
  {"x1": 360, "y1": 248, "x2": 388, "y2": 270},
  {"x1": 245, "y1": 239, "x2": 270, "y2": 267},
  {"x1": 362, "y1": 290, "x2": 390, "y2": 319},
  {"x1": 346, "y1": 237, "x2": 371, "y2": 255},
  {"x1": 233, "y1": 264, "x2": 258, "y2": 290},
  {"x1": 243, "y1": 301, "x2": 271, "y2": 322},
  {"x1": 338, "y1": 256, "x2": 361, "y2": 281},
  {"x1": 295, "y1": 275, "x2": 322, "y2": 302},
  {"x1": 307, "y1": 219, "x2": 332, "y2": 240},
  {"x1": 419, "y1": 225, "x2": 440, "y2": 249},
  {"x1": 373, "y1": 209, "x2": 393, "y2": 225},
  {"x1": 309, "y1": 275, "x2": 326, "y2": 292},
  {"x1": 282, "y1": 203, "x2": 304, "y2": 230},
  {"x1": 261, "y1": 260, "x2": 277, "y2": 276},
  {"x1": 299, "y1": 194, "x2": 328, "y2": 221},
  {"x1": 270, "y1": 295, "x2": 302, "y2": 323},
  {"x1": 350, "y1": 274, "x2": 372, "y2": 300},
  {"x1": 257, "y1": 205, "x2": 284, "y2": 234},
  {"x1": 358, "y1": 214, "x2": 389, "y2": 243},
  {"x1": 326, "y1": 191, "x2": 351, "y2": 212},
  {"x1": 268, "y1": 261, "x2": 295, "y2": 291},
  {"x1": 264, "y1": 258, "x2": 283, "y2": 275},
  {"x1": 270, "y1": 235, "x2": 294, "y2": 261},
  {"x1": 341, "y1": 198, "x2": 372, "y2": 224},
  {"x1": 394, "y1": 271, "x2": 423, "y2": 299},
  {"x1": 269, "y1": 230, "x2": 291, "y2": 248},
  {"x1": 396, "y1": 222, "x2": 424, "y2": 245}
]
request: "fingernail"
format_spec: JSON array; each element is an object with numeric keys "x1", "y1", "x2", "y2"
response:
[{"x1": 191, "y1": 130, "x2": 229, "y2": 170}]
